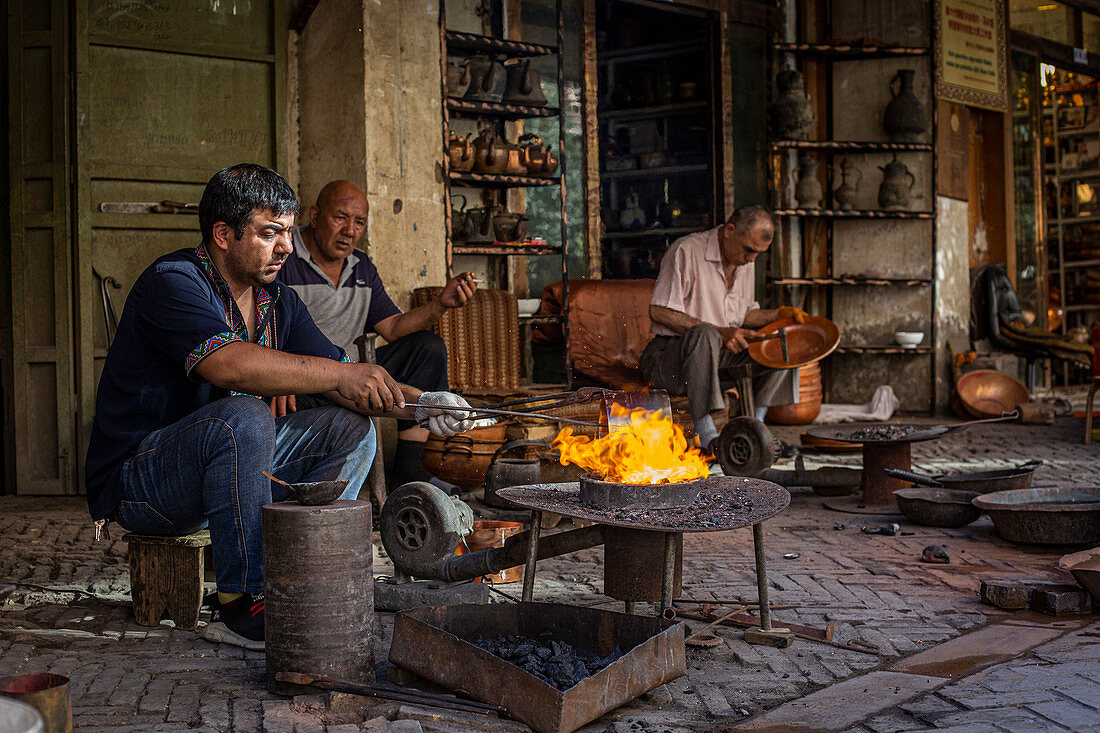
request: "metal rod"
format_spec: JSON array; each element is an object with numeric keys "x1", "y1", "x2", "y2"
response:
[
  {"x1": 660, "y1": 531, "x2": 678, "y2": 614},
  {"x1": 411, "y1": 402, "x2": 602, "y2": 427},
  {"x1": 521, "y1": 511, "x2": 542, "y2": 602},
  {"x1": 752, "y1": 522, "x2": 771, "y2": 631}
]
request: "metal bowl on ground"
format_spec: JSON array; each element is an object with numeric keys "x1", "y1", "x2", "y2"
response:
[
  {"x1": 972, "y1": 487, "x2": 1100, "y2": 545},
  {"x1": 893, "y1": 488, "x2": 982, "y2": 527},
  {"x1": 956, "y1": 370, "x2": 1030, "y2": 419},
  {"x1": 1058, "y1": 548, "x2": 1100, "y2": 604}
]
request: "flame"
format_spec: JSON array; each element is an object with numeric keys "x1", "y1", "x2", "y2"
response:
[{"x1": 552, "y1": 405, "x2": 710, "y2": 484}]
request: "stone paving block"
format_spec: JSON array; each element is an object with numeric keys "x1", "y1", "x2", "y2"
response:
[
  {"x1": 930, "y1": 707, "x2": 1069, "y2": 731},
  {"x1": 739, "y1": 671, "x2": 946, "y2": 731},
  {"x1": 887, "y1": 621, "x2": 1063, "y2": 678},
  {"x1": 1056, "y1": 681, "x2": 1100, "y2": 709},
  {"x1": 898, "y1": 693, "x2": 962, "y2": 722},
  {"x1": 1028, "y1": 699, "x2": 1100, "y2": 729},
  {"x1": 864, "y1": 710, "x2": 929, "y2": 731},
  {"x1": 1029, "y1": 585, "x2": 1094, "y2": 616}
]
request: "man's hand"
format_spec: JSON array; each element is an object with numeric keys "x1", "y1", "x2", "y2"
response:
[
  {"x1": 777, "y1": 306, "x2": 809, "y2": 324},
  {"x1": 717, "y1": 326, "x2": 760, "y2": 354},
  {"x1": 439, "y1": 272, "x2": 477, "y2": 309},
  {"x1": 271, "y1": 395, "x2": 297, "y2": 418},
  {"x1": 335, "y1": 363, "x2": 405, "y2": 412},
  {"x1": 414, "y1": 391, "x2": 477, "y2": 436}
]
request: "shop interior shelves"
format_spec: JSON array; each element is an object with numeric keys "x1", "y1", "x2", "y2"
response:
[
  {"x1": 597, "y1": 38, "x2": 700, "y2": 64},
  {"x1": 451, "y1": 242, "x2": 563, "y2": 256},
  {"x1": 598, "y1": 100, "x2": 709, "y2": 122},
  {"x1": 772, "y1": 42, "x2": 930, "y2": 59},
  {"x1": 444, "y1": 30, "x2": 555, "y2": 57},
  {"x1": 601, "y1": 163, "x2": 710, "y2": 181},
  {"x1": 774, "y1": 208, "x2": 934, "y2": 219},
  {"x1": 771, "y1": 140, "x2": 933, "y2": 152},
  {"x1": 447, "y1": 99, "x2": 560, "y2": 120},
  {"x1": 449, "y1": 171, "x2": 561, "y2": 188},
  {"x1": 602, "y1": 226, "x2": 699, "y2": 240}
]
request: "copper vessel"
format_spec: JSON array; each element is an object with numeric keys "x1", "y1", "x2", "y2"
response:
[{"x1": 447, "y1": 132, "x2": 474, "y2": 172}]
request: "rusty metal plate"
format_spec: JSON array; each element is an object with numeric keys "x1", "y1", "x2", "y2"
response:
[
  {"x1": 389, "y1": 602, "x2": 685, "y2": 733},
  {"x1": 806, "y1": 422, "x2": 949, "y2": 445},
  {"x1": 496, "y1": 477, "x2": 790, "y2": 532}
]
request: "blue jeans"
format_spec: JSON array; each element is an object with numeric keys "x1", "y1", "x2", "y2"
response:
[{"x1": 116, "y1": 397, "x2": 374, "y2": 593}]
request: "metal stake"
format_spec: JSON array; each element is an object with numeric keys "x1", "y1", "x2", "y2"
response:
[
  {"x1": 752, "y1": 522, "x2": 771, "y2": 631},
  {"x1": 660, "y1": 531, "x2": 677, "y2": 614},
  {"x1": 521, "y1": 510, "x2": 543, "y2": 602}
]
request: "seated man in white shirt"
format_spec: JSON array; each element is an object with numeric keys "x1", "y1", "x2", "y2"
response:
[{"x1": 639, "y1": 205, "x2": 807, "y2": 450}]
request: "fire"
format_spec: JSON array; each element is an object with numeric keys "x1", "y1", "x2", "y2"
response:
[{"x1": 552, "y1": 405, "x2": 710, "y2": 484}]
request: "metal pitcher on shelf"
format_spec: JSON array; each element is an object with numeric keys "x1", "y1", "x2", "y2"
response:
[
  {"x1": 877, "y1": 155, "x2": 917, "y2": 210},
  {"x1": 501, "y1": 59, "x2": 547, "y2": 106},
  {"x1": 463, "y1": 54, "x2": 505, "y2": 102},
  {"x1": 832, "y1": 157, "x2": 862, "y2": 210},
  {"x1": 794, "y1": 156, "x2": 824, "y2": 209}
]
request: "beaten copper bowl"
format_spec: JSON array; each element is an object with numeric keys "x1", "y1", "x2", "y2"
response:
[
  {"x1": 956, "y1": 370, "x2": 1029, "y2": 419},
  {"x1": 749, "y1": 316, "x2": 840, "y2": 369}
]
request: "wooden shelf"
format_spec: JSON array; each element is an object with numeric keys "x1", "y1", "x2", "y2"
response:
[
  {"x1": 774, "y1": 208, "x2": 934, "y2": 219},
  {"x1": 452, "y1": 242, "x2": 562, "y2": 256},
  {"x1": 771, "y1": 140, "x2": 933, "y2": 152},
  {"x1": 1065, "y1": 303, "x2": 1100, "y2": 312},
  {"x1": 1048, "y1": 213, "x2": 1100, "y2": 226},
  {"x1": 445, "y1": 31, "x2": 556, "y2": 57},
  {"x1": 773, "y1": 276, "x2": 931, "y2": 286},
  {"x1": 602, "y1": 226, "x2": 699, "y2": 241},
  {"x1": 600, "y1": 163, "x2": 710, "y2": 181},
  {"x1": 1063, "y1": 259, "x2": 1100, "y2": 269},
  {"x1": 449, "y1": 171, "x2": 560, "y2": 188},
  {"x1": 836, "y1": 345, "x2": 933, "y2": 355},
  {"x1": 598, "y1": 39, "x2": 703, "y2": 64},
  {"x1": 447, "y1": 99, "x2": 560, "y2": 120},
  {"x1": 598, "y1": 101, "x2": 710, "y2": 122},
  {"x1": 773, "y1": 42, "x2": 931, "y2": 59}
]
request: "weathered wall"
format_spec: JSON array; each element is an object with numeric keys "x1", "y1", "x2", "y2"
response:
[
  {"x1": 297, "y1": 0, "x2": 368, "y2": 202},
  {"x1": 361, "y1": 2, "x2": 446, "y2": 304},
  {"x1": 935, "y1": 195, "x2": 972, "y2": 403},
  {"x1": 296, "y1": 1, "x2": 445, "y2": 309}
]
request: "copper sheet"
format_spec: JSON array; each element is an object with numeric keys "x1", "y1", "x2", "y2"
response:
[{"x1": 748, "y1": 316, "x2": 840, "y2": 369}]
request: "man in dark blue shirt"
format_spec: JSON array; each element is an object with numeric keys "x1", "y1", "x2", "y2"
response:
[{"x1": 86, "y1": 164, "x2": 475, "y2": 650}]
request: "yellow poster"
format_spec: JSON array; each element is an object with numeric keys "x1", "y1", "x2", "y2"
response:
[{"x1": 935, "y1": 0, "x2": 1008, "y2": 111}]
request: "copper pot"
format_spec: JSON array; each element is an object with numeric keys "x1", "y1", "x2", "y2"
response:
[
  {"x1": 492, "y1": 212, "x2": 528, "y2": 242},
  {"x1": 456, "y1": 520, "x2": 525, "y2": 583},
  {"x1": 766, "y1": 360, "x2": 822, "y2": 425},
  {"x1": 422, "y1": 423, "x2": 508, "y2": 489},
  {"x1": 447, "y1": 132, "x2": 475, "y2": 172},
  {"x1": 474, "y1": 136, "x2": 511, "y2": 174}
]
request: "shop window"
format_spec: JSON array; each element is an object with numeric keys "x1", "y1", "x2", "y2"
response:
[{"x1": 1010, "y1": 0, "x2": 1075, "y2": 46}]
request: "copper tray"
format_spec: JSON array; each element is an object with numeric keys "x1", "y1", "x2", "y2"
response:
[{"x1": 749, "y1": 316, "x2": 840, "y2": 369}]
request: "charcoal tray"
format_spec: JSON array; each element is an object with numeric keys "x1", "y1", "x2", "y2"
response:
[{"x1": 389, "y1": 602, "x2": 685, "y2": 733}]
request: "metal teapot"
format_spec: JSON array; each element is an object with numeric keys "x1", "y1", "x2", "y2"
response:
[
  {"x1": 492, "y1": 211, "x2": 529, "y2": 242},
  {"x1": 447, "y1": 132, "x2": 474, "y2": 172},
  {"x1": 464, "y1": 204, "x2": 498, "y2": 243},
  {"x1": 501, "y1": 59, "x2": 547, "y2": 106},
  {"x1": 519, "y1": 134, "x2": 558, "y2": 176},
  {"x1": 450, "y1": 194, "x2": 469, "y2": 242},
  {"x1": 473, "y1": 129, "x2": 510, "y2": 173},
  {"x1": 484, "y1": 440, "x2": 549, "y2": 508},
  {"x1": 446, "y1": 59, "x2": 470, "y2": 98},
  {"x1": 832, "y1": 157, "x2": 862, "y2": 210},
  {"x1": 877, "y1": 155, "x2": 917, "y2": 210},
  {"x1": 463, "y1": 54, "x2": 505, "y2": 102}
]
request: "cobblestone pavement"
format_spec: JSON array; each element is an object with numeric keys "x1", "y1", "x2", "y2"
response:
[{"x1": 0, "y1": 416, "x2": 1097, "y2": 731}]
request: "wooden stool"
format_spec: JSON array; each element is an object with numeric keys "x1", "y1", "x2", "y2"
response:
[{"x1": 125, "y1": 530, "x2": 211, "y2": 630}]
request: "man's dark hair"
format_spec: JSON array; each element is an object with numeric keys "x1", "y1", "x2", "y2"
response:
[
  {"x1": 726, "y1": 205, "x2": 775, "y2": 232},
  {"x1": 199, "y1": 163, "x2": 299, "y2": 244}
]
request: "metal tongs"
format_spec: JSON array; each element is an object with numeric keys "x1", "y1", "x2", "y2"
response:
[{"x1": 412, "y1": 387, "x2": 674, "y2": 430}]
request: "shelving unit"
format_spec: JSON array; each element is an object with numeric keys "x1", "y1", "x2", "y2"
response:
[
  {"x1": 1042, "y1": 77, "x2": 1100, "y2": 341},
  {"x1": 439, "y1": 2, "x2": 570, "y2": 383},
  {"x1": 769, "y1": 26, "x2": 937, "y2": 411},
  {"x1": 595, "y1": 5, "x2": 718, "y2": 280}
]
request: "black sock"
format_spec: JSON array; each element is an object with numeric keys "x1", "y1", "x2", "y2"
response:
[{"x1": 389, "y1": 439, "x2": 433, "y2": 490}]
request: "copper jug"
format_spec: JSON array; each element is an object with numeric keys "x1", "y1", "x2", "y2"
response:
[
  {"x1": 447, "y1": 132, "x2": 474, "y2": 172},
  {"x1": 501, "y1": 59, "x2": 547, "y2": 106},
  {"x1": 463, "y1": 54, "x2": 505, "y2": 102}
]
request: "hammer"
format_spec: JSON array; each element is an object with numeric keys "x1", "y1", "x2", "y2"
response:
[{"x1": 748, "y1": 327, "x2": 790, "y2": 362}]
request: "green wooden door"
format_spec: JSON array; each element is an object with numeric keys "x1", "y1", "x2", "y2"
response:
[
  {"x1": 73, "y1": 0, "x2": 288, "y2": 491},
  {"x1": 6, "y1": 2, "x2": 77, "y2": 494},
  {"x1": 2, "y1": 0, "x2": 287, "y2": 495}
]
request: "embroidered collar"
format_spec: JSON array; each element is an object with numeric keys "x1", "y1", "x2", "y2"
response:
[{"x1": 194, "y1": 242, "x2": 279, "y2": 346}]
